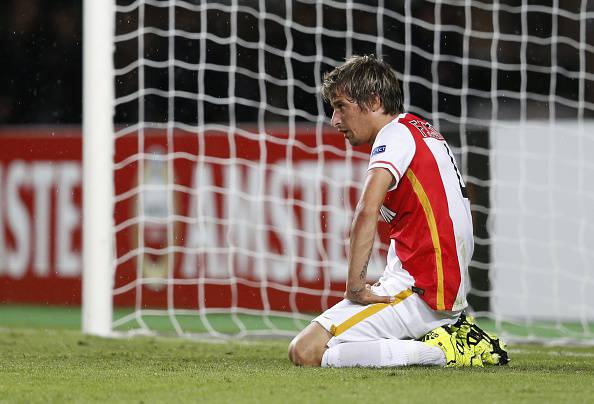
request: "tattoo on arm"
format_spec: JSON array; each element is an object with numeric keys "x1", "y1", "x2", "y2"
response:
[
  {"x1": 349, "y1": 285, "x2": 365, "y2": 295},
  {"x1": 348, "y1": 241, "x2": 374, "y2": 298},
  {"x1": 358, "y1": 248, "x2": 372, "y2": 281}
]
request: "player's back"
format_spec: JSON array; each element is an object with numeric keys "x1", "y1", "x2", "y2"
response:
[{"x1": 369, "y1": 113, "x2": 473, "y2": 312}]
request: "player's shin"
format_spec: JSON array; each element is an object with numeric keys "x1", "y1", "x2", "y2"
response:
[{"x1": 321, "y1": 339, "x2": 446, "y2": 368}]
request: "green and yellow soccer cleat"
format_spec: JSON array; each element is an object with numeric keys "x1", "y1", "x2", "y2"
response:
[
  {"x1": 451, "y1": 313, "x2": 510, "y2": 366},
  {"x1": 420, "y1": 325, "x2": 484, "y2": 368}
]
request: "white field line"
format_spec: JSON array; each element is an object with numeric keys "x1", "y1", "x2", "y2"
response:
[{"x1": 510, "y1": 349, "x2": 594, "y2": 358}]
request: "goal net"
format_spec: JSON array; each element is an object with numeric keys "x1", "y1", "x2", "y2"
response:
[{"x1": 85, "y1": 0, "x2": 594, "y2": 342}]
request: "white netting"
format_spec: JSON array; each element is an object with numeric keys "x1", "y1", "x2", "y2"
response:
[{"x1": 109, "y1": 0, "x2": 594, "y2": 341}]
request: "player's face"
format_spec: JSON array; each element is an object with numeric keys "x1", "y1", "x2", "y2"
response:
[{"x1": 330, "y1": 93, "x2": 375, "y2": 146}]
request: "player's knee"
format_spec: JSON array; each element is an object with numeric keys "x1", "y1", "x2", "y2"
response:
[{"x1": 288, "y1": 337, "x2": 323, "y2": 367}]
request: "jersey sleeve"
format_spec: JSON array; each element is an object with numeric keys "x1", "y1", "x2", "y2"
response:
[{"x1": 367, "y1": 123, "x2": 416, "y2": 192}]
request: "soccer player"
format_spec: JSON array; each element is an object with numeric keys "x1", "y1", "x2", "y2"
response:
[{"x1": 288, "y1": 55, "x2": 507, "y2": 368}]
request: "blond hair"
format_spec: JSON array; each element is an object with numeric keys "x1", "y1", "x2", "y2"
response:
[{"x1": 321, "y1": 55, "x2": 403, "y2": 115}]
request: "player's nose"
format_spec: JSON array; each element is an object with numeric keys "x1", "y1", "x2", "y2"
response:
[{"x1": 331, "y1": 110, "x2": 341, "y2": 128}]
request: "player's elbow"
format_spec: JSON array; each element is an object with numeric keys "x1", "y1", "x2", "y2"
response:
[{"x1": 354, "y1": 202, "x2": 380, "y2": 222}]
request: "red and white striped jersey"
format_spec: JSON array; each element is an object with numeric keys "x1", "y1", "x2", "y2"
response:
[{"x1": 368, "y1": 113, "x2": 473, "y2": 312}]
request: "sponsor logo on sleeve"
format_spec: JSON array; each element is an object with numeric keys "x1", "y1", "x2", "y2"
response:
[{"x1": 371, "y1": 145, "x2": 386, "y2": 157}]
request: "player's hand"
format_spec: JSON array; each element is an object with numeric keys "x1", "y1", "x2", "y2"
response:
[{"x1": 344, "y1": 284, "x2": 395, "y2": 305}]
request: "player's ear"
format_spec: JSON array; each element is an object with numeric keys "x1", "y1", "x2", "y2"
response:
[{"x1": 370, "y1": 95, "x2": 382, "y2": 113}]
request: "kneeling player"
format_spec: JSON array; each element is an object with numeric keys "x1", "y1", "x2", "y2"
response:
[{"x1": 288, "y1": 55, "x2": 507, "y2": 368}]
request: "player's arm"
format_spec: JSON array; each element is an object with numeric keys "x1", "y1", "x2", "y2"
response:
[{"x1": 345, "y1": 167, "x2": 395, "y2": 305}]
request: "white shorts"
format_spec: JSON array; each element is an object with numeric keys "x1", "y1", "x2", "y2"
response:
[{"x1": 313, "y1": 280, "x2": 462, "y2": 348}]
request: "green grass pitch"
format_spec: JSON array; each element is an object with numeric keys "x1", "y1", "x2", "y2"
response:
[{"x1": 1, "y1": 305, "x2": 594, "y2": 403}]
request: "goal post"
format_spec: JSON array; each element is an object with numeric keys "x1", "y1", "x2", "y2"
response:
[
  {"x1": 82, "y1": 0, "x2": 115, "y2": 336},
  {"x1": 82, "y1": 0, "x2": 594, "y2": 343}
]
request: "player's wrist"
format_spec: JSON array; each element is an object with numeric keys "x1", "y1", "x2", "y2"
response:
[
  {"x1": 346, "y1": 281, "x2": 365, "y2": 289},
  {"x1": 346, "y1": 283, "x2": 365, "y2": 297}
]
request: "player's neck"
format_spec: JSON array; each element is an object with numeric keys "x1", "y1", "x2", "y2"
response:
[{"x1": 368, "y1": 113, "x2": 399, "y2": 145}]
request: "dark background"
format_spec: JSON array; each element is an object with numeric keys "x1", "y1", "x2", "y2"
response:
[
  {"x1": 2, "y1": 0, "x2": 592, "y2": 125},
  {"x1": 1, "y1": 0, "x2": 81, "y2": 124}
]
